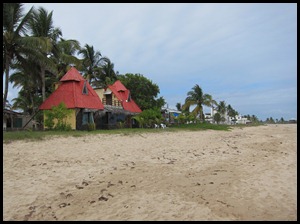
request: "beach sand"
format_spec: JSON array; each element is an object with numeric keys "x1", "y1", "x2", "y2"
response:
[{"x1": 3, "y1": 124, "x2": 297, "y2": 221}]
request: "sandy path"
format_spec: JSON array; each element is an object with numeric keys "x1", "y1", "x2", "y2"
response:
[{"x1": 3, "y1": 124, "x2": 297, "y2": 221}]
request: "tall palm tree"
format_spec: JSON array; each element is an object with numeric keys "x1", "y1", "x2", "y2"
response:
[
  {"x1": 217, "y1": 101, "x2": 227, "y2": 115},
  {"x1": 28, "y1": 6, "x2": 60, "y2": 101},
  {"x1": 217, "y1": 100, "x2": 227, "y2": 123},
  {"x1": 203, "y1": 93, "x2": 218, "y2": 117},
  {"x1": 3, "y1": 3, "x2": 34, "y2": 107},
  {"x1": 9, "y1": 61, "x2": 42, "y2": 115},
  {"x1": 227, "y1": 104, "x2": 238, "y2": 118},
  {"x1": 79, "y1": 44, "x2": 103, "y2": 84},
  {"x1": 94, "y1": 57, "x2": 117, "y2": 87},
  {"x1": 50, "y1": 37, "x2": 82, "y2": 81},
  {"x1": 183, "y1": 84, "x2": 211, "y2": 121},
  {"x1": 226, "y1": 104, "x2": 239, "y2": 124}
]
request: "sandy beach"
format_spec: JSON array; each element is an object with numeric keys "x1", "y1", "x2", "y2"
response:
[{"x1": 3, "y1": 124, "x2": 297, "y2": 221}]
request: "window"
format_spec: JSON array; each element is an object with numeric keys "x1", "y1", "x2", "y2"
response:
[
  {"x1": 127, "y1": 92, "x2": 131, "y2": 102},
  {"x1": 82, "y1": 112, "x2": 94, "y2": 125},
  {"x1": 82, "y1": 80, "x2": 88, "y2": 95},
  {"x1": 13, "y1": 118, "x2": 23, "y2": 128}
]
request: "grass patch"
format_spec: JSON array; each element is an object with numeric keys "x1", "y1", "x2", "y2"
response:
[
  {"x1": 169, "y1": 122, "x2": 232, "y2": 131},
  {"x1": 3, "y1": 128, "x2": 162, "y2": 143},
  {"x1": 3, "y1": 123, "x2": 232, "y2": 143}
]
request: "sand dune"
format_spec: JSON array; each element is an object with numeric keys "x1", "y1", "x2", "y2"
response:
[{"x1": 3, "y1": 124, "x2": 297, "y2": 221}]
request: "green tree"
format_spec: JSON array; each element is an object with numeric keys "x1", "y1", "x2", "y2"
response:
[
  {"x1": 203, "y1": 94, "x2": 218, "y2": 110},
  {"x1": 213, "y1": 112, "x2": 222, "y2": 124},
  {"x1": 182, "y1": 84, "x2": 211, "y2": 122},
  {"x1": 246, "y1": 114, "x2": 251, "y2": 121},
  {"x1": 269, "y1": 117, "x2": 275, "y2": 124},
  {"x1": 226, "y1": 104, "x2": 238, "y2": 123},
  {"x1": 9, "y1": 64, "x2": 42, "y2": 116},
  {"x1": 50, "y1": 37, "x2": 81, "y2": 81},
  {"x1": 227, "y1": 104, "x2": 237, "y2": 118},
  {"x1": 175, "y1": 102, "x2": 182, "y2": 111},
  {"x1": 117, "y1": 73, "x2": 165, "y2": 110},
  {"x1": 3, "y1": 3, "x2": 36, "y2": 107},
  {"x1": 217, "y1": 101, "x2": 227, "y2": 117},
  {"x1": 79, "y1": 44, "x2": 103, "y2": 84},
  {"x1": 251, "y1": 115, "x2": 259, "y2": 123},
  {"x1": 100, "y1": 57, "x2": 118, "y2": 86},
  {"x1": 28, "y1": 6, "x2": 62, "y2": 101}
]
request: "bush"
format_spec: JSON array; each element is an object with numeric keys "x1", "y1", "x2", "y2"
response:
[
  {"x1": 133, "y1": 108, "x2": 163, "y2": 128},
  {"x1": 44, "y1": 102, "x2": 73, "y2": 131},
  {"x1": 87, "y1": 122, "x2": 96, "y2": 131}
]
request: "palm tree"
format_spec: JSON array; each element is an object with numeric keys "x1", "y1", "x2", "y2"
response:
[
  {"x1": 175, "y1": 102, "x2": 182, "y2": 111},
  {"x1": 203, "y1": 94, "x2": 218, "y2": 109},
  {"x1": 213, "y1": 112, "x2": 222, "y2": 124},
  {"x1": 183, "y1": 84, "x2": 211, "y2": 121},
  {"x1": 9, "y1": 62, "x2": 41, "y2": 114},
  {"x1": 251, "y1": 115, "x2": 259, "y2": 123},
  {"x1": 227, "y1": 104, "x2": 238, "y2": 123},
  {"x1": 50, "y1": 37, "x2": 82, "y2": 81},
  {"x1": 217, "y1": 100, "x2": 227, "y2": 123},
  {"x1": 3, "y1": 3, "x2": 34, "y2": 107},
  {"x1": 202, "y1": 93, "x2": 218, "y2": 120},
  {"x1": 28, "y1": 6, "x2": 60, "y2": 101},
  {"x1": 96, "y1": 57, "x2": 118, "y2": 87},
  {"x1": 79, "y1": 44, "x2": 103, "y2": 84}
]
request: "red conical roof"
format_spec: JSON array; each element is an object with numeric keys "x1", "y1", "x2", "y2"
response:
[
  {"x1": 39, "y1": 67, "x2": 104, "y2": 110},
  {"x1": 60, "y1": 67, "x2": 85, "y2": 82}
]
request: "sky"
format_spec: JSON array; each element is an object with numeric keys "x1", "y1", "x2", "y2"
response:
[{"x1": 5, "y1": 3, "x2": 297, "y2": 121}]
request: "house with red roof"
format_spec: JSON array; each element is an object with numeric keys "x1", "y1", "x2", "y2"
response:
[
  {"x1": 39, "y1": 67, "x2": 104, "y2": 130},
  {"x1": 94, "y1": 80, "x2": 142, "y2": 129}
]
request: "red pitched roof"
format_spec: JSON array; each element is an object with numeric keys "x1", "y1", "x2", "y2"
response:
[
  {"x1": 60, "y1": 67, "x2": 85, "y2": 82},
  {"x1": 39, "y1": 67, "x2": 104, "y2": 110},
  {"x1": 108, "y1": 80, "x2": 142, "y2": 113}
]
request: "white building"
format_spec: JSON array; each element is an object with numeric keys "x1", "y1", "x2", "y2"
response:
[
  {"x1": 235, "y1": 115, "x2": 251, "y2": 124},
  {"x1": 161, "y1": 106, "x2": 182, "y2": 124},
  {"x1": 204, "y1": 106, "x2": 250, "y2": 125}
]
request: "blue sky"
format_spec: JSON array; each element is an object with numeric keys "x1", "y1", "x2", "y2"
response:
[{"x1": 5, "y1": 3, "x2": 297, "y2": 121}]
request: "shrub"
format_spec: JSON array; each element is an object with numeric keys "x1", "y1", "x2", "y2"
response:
[
  {"x1": 44, "y1": 102, "x2": 73, "y2": 131},
  {"x1": 133, "y1": 108, "x2": 163, "y2": 128},
  {"x1": 87, "y1": 122, "x2": 96, "y2": 131}
]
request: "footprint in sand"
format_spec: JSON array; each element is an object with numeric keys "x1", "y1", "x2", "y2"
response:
[
  {"x1": 82, "y1": 181, "x2": 89, "y2": 186},
  {"x1": 66, "y1": 193, "x2": 73, "y2": 198},
  {"x1": 75, "y1": 184, "x2": 84, "y2": 189},
  {"x1": 59, "y1": 192, "x2": 73, "y2": 199},
  {"x1": 107, "y1": 182, "x2": 115, "y2": 188},
  {"x1": 98, "y1": 196, "x2": 108, "y2": 201},
  {"x1": 100, "y1": 188, "x2": 107, "y2": 193},
  {"x1": 59, "y1": 202, "x2": 70, "y2": 208}
]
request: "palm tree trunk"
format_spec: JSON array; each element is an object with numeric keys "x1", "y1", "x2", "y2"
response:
[
  {"x1": 30, "y1": 94, "x2": 34, "y2": 115},
  {"x1": 3, "y1": 55, "x2": 11, "y2": 108},
  {"x1": 199, "y1": 105, "x2": 203, "y2": 121},
  {"x1": 40, "y1": 66, "x2": 46, "y2": 101}
]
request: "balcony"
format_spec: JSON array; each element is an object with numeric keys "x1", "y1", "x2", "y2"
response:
[{"x1": 102, "y1": 98, "x2": 122, "y2": 108}]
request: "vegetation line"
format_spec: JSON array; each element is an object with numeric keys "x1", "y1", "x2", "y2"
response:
[{"x1": 3, "y1": 123, "x2": 265, "y2": 143}]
